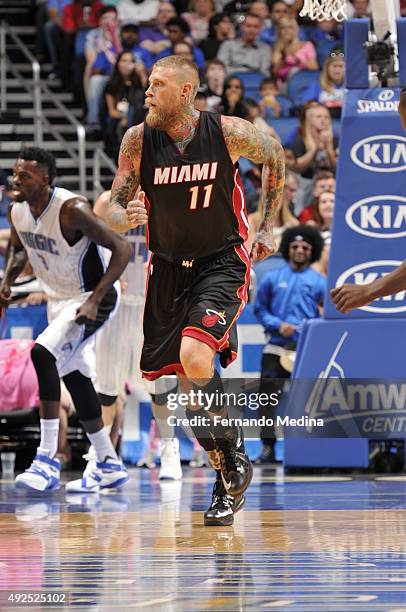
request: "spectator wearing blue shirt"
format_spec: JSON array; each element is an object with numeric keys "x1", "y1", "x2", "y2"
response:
[
  {"x1": 254, "y1": 225, "x2": 326, "y2": 463},
  {"x1": 155, "y1": 17, "x2": 206, "y2": 69}
]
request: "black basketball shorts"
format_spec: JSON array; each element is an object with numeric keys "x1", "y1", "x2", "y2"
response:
[{"x1": 140, "y1": 245, "x2": 250, "y2": 380}]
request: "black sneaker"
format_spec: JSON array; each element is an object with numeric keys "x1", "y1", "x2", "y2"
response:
[
  {"x1": 217, "y1": 425, "x2": 253, "y2": 498},
  {"x1": 204, "y1": 475, "x2": 245, "y2": 526}
]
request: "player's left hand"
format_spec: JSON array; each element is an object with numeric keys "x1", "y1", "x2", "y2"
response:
[
  {"x1": 251, "y1": 229, "x2": 275, "y2": 262},
  {"x1": 75, "y1": 299, "x2": 98, "y2": 325},
  {"x1": 330, "y1": 284, "x2": 373, "y2": 314}
]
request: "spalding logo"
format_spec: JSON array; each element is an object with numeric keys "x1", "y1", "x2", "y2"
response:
[
  {"x1": 335, "y1": 260, "x2": 406, "y2": 313},
  {"x1": 345, "y1": 195, "x2": 406, "y2": 239},
  {"x1": 350, "y1": 135, "x2": 406, "y2": 172}
]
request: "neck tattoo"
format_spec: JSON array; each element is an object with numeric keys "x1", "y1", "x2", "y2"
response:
[{"x1": 174, "y1": 127, "x2": 196, "y2": 153}]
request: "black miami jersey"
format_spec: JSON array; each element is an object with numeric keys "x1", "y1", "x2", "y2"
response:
[{"x1": 140, "y1": 111, "x2": 249, "y2": 259}]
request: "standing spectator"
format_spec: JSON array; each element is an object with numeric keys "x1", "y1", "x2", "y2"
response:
[
  {"x1": 182, "y1": 0, "x2": 215, "y2": 42},
  {"x1": 138, "y1": 2, "x2": 176, "y2": 58},
  {"x1": 305, "y1": 47, "x2": 345, "y2": 118},
  {"x1": 217, "y1": 13, "x2": 272, "y2": 75},
  {"x1": 117, "y1": 0, "x2": 160, "y2": 24},
  {"x1": 291, "y1": 103, "x2": 337, "y2": 210},
  {"x1": 272, "y1": 17, "x2": 318, "y2": 91},
  {"x1": 199, "y1": 12, "x2": 234, "y2": 61},
  {"x1": 254, "y1": 225, "x2": 326, "y2": 463},
  {"x1": 44, "y1": 0, "x2": 72, "y2": 80},
  {"x1": 155, "y1": 16, "x2": 206, "y2": 68}
]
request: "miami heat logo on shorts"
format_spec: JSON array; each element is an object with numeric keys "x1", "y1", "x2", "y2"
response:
[{"x1": 202, "y1": 309, "x2": 227, "y2": 328}]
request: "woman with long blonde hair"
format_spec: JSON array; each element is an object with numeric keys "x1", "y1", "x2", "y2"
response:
[{"x1": 272, "y1": 17, "x2": 318, "y2": 90}]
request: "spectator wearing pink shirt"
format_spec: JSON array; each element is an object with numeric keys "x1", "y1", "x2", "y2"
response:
[{"x1": 271, "y1": 17, "x2": 318, "y2": 91}]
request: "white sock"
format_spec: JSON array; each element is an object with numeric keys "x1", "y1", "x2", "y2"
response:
[
  {"x1": 87, "y1": 428, "x2": 119, "y2": 463},
  {"x1": 39, "y1": 418, "x2": 59, "y2": 458}
]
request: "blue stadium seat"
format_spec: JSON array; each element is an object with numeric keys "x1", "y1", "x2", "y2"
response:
[
  {"x1": 287, "y1": 70, "x2": 321, "y2": 109},
  {"x1": 269, "y1": 117, "x2": 299, "y2": 147},
  {"x1": 276, "y1": 95, "x2": 293, "y2": 117},
  {"x1": 231, "y1": 71, "x2": 264, "y2": 101},
  {"x1": 253, "y1": 255, "x2": 285, "y2": 286},
  {"x1": 316, "y1": 39, "x2": 340, "y2": 67}
]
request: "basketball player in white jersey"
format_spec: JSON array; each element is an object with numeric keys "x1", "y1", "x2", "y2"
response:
[
  {"x1": 0, "y1": 147, "x2": 132, "y2": 493},
  {"x1": 88, "y1": 190, "x2": 182, "y2": 483}
]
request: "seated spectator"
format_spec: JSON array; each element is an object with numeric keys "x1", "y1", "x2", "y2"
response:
[
  {"x1": 217, "y1": 13, "x2": 272, "y2": 75},
  {"x1": 86, "y1": 21, "x2": 151, "y2": 136},
  {"x1": 244, "y1": 99, "x2": 280, "y2": 141},
  {"x1": 182, "y1": 0, "x2": 215, "y2": 43},
  {"x1": 250, "y1": 0, "x2": 272, "y2": 29},
  {"x1": 101, "y1": 51, "x2": 147, "y2": 157},
  {"x1": 272, "y1": 16, "x2": 318, "y2": 91},
  {"x1": 284, "y1": 147, "x2": 296, "y2": 171},
  {"x1": 155, "y1": 16, "x2": 206, "y2": 68},
  {"x1": 299, "y1": 169, "x2": 336, "y2": 223},
  {"x1": 346, "y1": 0, "x2": 371, "y2": 18},
  {"x1": 258, "y1": 77, "x2": 282, "y2": 120},
  {"x1": 216, "y1": 75, "x2": 249, "y2": 117},
  {"x1": 305, "y1": 46, "x2": 345, "y2": 118},
  {"x1": 259, "y1": 0, "x2": 300, "y2": 47},
  {"x1": 291, "y1": 103, "x2": 337, "y2": 211},
  {"x1": 44, "y1": 0, "x2": 72, "y2": 80},
  {"x1": 83, "y1": 6, "x2": 121, "y2": 111},
  {"x1": 199, "y1": 12, "x2": 234, "y2": 61},
  {"x1": 62, "y1": 0, "x2": 105, "y2": 89},
  {"x1": 253, "y1": 225, "x2": 326, "y2": 463},
  {"x1": 199, "y1": 58, "x2": 226, "y2": 111},
  {"x1": 138, "y1": 2, "x2": 176, "y2": 58},
  {"x1": 310, "y1": 190, "x2": 335, "y2": 276},
  {"x1": 117, "y1": 0, "x2": 160, "y2": 24},
  {"x1": 306, "y1": 18, "x2": 343, "y2": 46}
]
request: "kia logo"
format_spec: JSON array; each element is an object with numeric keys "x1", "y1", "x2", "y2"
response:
[
  {"x1": 378, "y1": 90, "x2": 394, "y2": 101},
  {"x1": 335, "y1": 261, "x2": 406, "y2": 313},
  {"x1": 350, "y1": 135, "x2": 406, "y2": 172},
  {"x1": 345, "y1": 195, "x2": 406, "y2": 239}
]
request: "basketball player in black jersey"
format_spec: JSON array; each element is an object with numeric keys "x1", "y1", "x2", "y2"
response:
[{"x1": 107, "y1": 55, "x2": 285, "y2": 526}]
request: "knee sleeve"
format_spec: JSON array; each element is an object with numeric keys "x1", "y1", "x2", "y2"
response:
[
  {"x1": 149, "y1": 377, "x2": 178, "y2": 406},
  {"x1": 63, "y1": 370, "x2": 101, "y2": 422},
  {"x1": 98, "y1": 392, "x2": 117, "y2": 407},
  {"x1": 31, "y1": 343, "x2": 60, "y2": 402}
]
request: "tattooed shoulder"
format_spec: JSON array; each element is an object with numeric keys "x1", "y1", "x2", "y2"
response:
[
  {"x1": 119, "y1": 123, "x2": 144, "y2": 162},
  {"x1": 221, "y1": 115, "x2": 283, "y2": 164}
]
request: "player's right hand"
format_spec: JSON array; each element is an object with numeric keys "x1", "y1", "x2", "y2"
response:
[
  {"x1": 0, "y1": 285, "x2": 11, "y2": 308},
  {"x1": 127, "y1": 190, "x2": 148, "y2": 228}
]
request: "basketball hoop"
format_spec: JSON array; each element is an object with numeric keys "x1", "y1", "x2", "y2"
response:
[{"x1": 299, "y1": 0, "x2": 347, "y2": 22}]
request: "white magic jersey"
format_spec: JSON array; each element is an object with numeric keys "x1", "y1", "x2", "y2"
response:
[
  {"x1": 11, "y1": 187, "x2": 107, "y2": 299},
  {"x1": 121, "y1": 225, "x2": 148, "y2": 303}
]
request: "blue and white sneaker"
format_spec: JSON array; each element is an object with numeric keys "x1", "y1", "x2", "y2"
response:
[
  {"x1": 15, "y1": 450, "x2": 61, "y2": 492},
  {"x1": 65, "y1": 459, "x2": 129, "y2": 494}
]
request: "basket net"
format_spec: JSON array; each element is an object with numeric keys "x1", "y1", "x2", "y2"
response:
[{"x1": 299, "y1": 0, "x2": 347, "y2": 22}]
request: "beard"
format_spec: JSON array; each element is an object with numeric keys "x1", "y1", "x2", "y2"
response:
[{"x1": 145, "y1": 101, "x2": 183, "y2": 130}]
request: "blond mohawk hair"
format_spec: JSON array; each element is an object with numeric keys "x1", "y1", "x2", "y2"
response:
[{"x1": 154, "y1": 55, "x2": 200, "y2": 95}]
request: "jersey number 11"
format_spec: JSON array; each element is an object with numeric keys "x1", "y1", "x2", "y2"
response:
[{"x1": 189, "y1": 184, "x2": 213, "y2": 210}]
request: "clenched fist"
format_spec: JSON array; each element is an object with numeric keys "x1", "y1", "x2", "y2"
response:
[{"x1": 127, "y1": 190, "x2": 148, "y2": 228}]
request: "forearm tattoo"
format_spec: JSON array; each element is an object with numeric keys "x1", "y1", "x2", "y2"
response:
[{"x1": 222, "y1": 116, "x2": 285, "y2": 229}]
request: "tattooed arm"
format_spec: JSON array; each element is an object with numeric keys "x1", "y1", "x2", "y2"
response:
[
  {"x1": 222, "y1": 115, "x2": 285, "y2": 261},
  {"x1": 107, "y1": 124, "x2": 147, "y2": 233}
]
